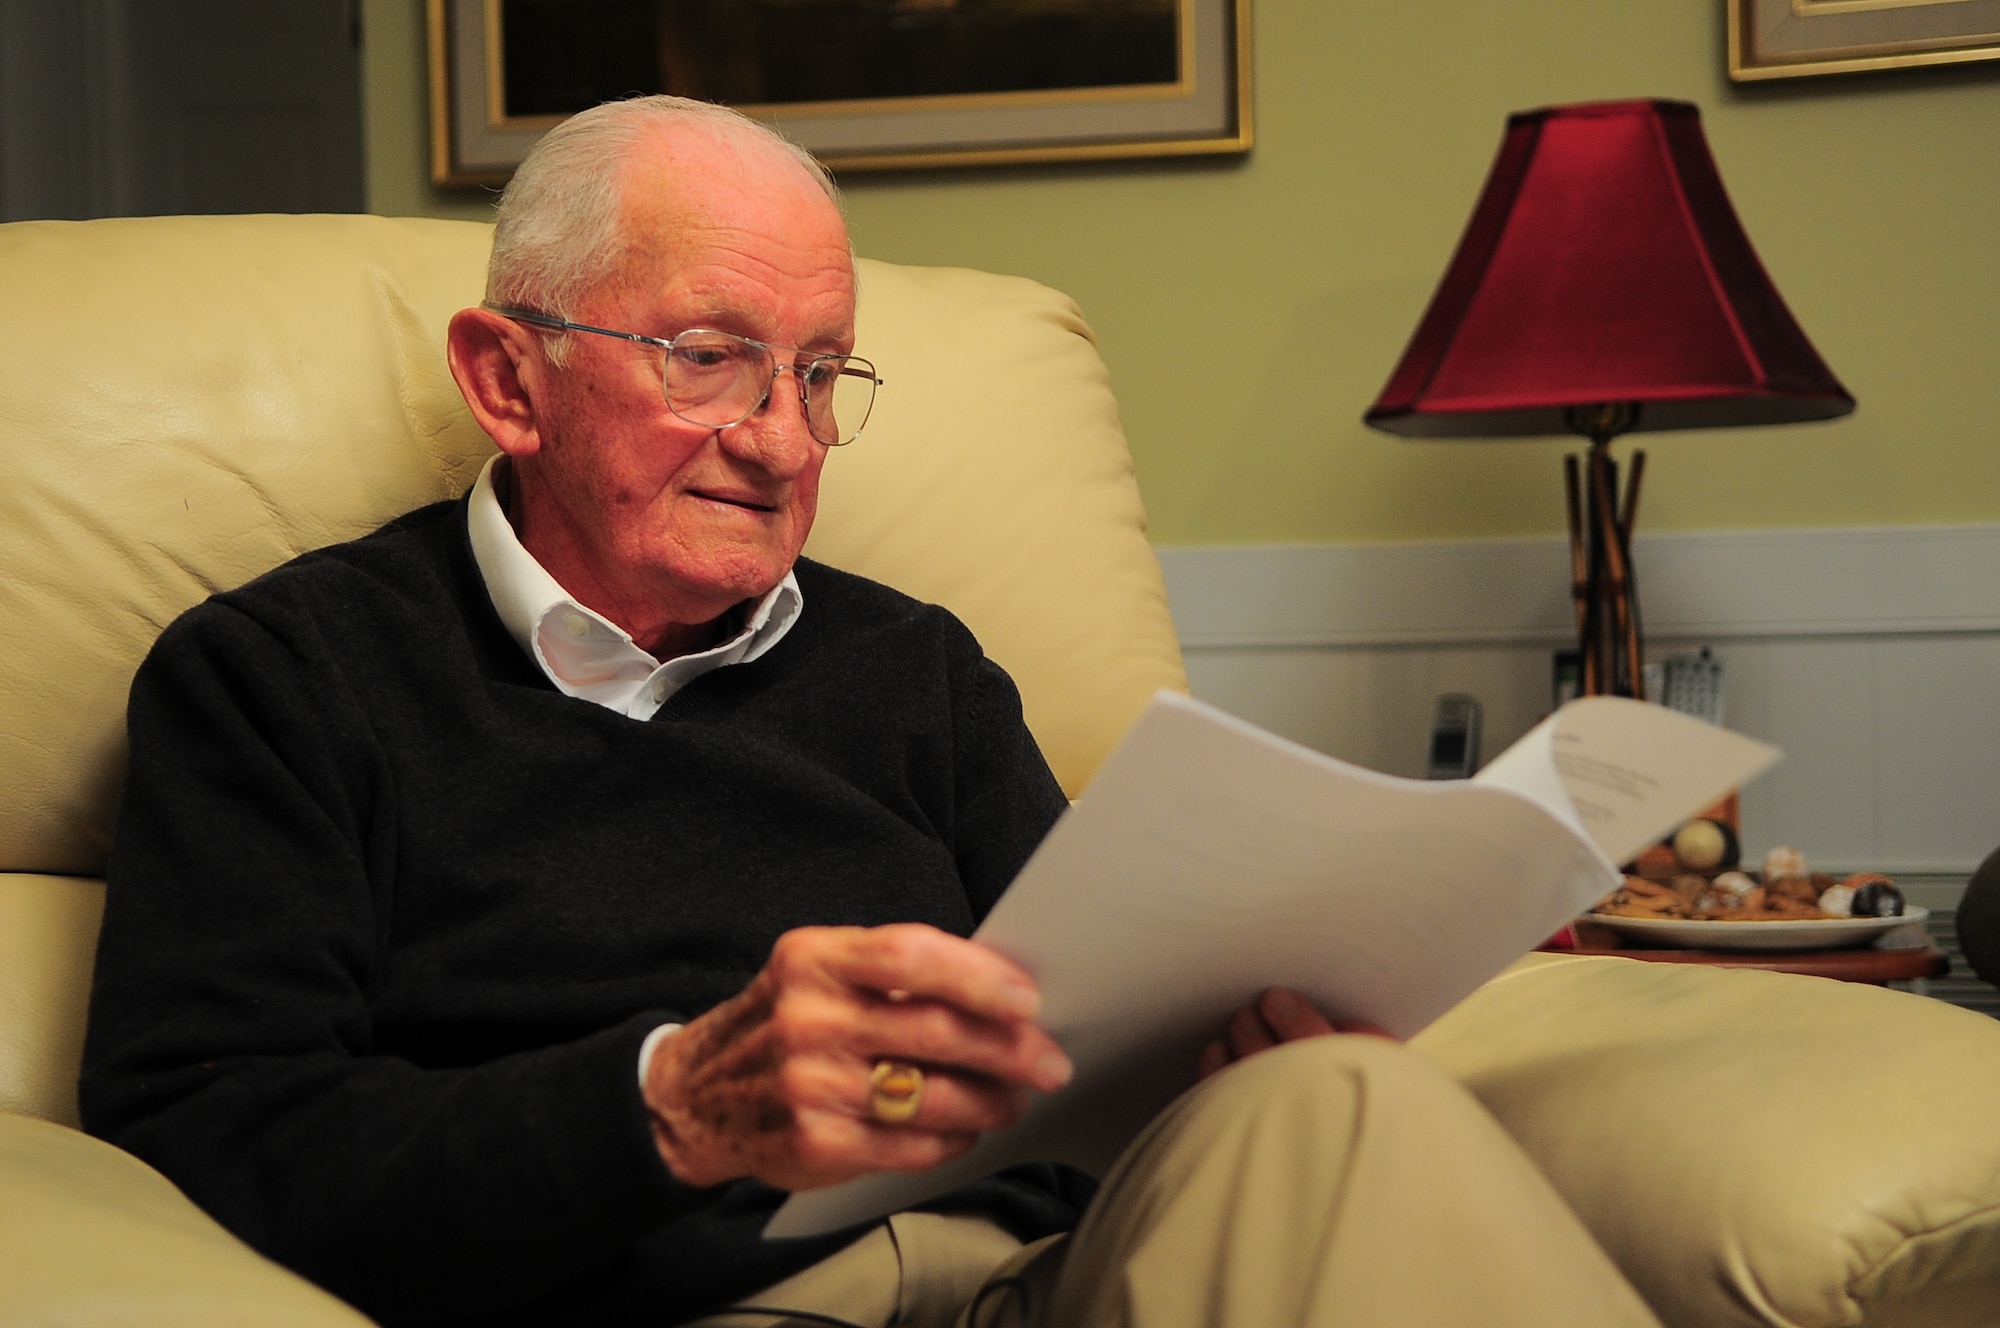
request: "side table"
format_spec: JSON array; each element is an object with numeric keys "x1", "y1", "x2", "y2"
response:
[{"x1": 1556, "y1": 919, "x2": 1950, "y2": 986}]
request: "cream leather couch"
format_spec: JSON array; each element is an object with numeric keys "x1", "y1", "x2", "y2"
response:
[{"x1": 3, "y1": 214, "x2": 1998, "y2": 1327}]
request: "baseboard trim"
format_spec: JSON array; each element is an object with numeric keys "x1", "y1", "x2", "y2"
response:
[{"x1": 1157, "y1": 524, "x2": 2000, "y2": 650}]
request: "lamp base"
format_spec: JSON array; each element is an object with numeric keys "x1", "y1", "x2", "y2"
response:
[{"x1": 1562, "y1": 409, "x2": 1646, "y2": 699}]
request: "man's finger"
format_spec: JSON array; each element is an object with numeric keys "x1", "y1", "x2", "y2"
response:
[
  {"x1": 792, "y1": 924, "x2": 1042, "y2": 1023},
  {"x1": 1259, "y1": 986, "x2": 1339, "y2": 1041},
  {"x1": 1225, "y1": 1002, "x2": 1279, "y2": 1059},
  {"x1": 851, "y1": 997, "x2": 1072, "y2": 1092},
  {"x1": 842, "y1": 1062, "x2": 1030, "y2": 1135},
  {"x1": 772, "y1": 925, "x2": 1072, "y2": 1090},
  {"x1": 761, "y1": 977, "x2": 1069, "y2": 1094}
]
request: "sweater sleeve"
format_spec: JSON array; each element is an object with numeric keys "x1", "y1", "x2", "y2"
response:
[{"x1": 79, "y1": 597, "x2": 708, "y2": 1324}]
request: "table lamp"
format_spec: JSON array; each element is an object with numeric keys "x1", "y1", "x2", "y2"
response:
[{"x1": 1364, "y1": 99, "x2": 1853, "y2": 699}]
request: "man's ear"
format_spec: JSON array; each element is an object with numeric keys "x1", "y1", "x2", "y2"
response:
[{"x1": 447, "y1": 307, "x2": 547, "y2": 458}]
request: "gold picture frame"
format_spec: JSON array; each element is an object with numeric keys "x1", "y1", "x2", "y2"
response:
[
  {"x1": 1729, "y1": 0, "x2": 2000, "y2": 80},
  {"x1": 428, "y1": 0, "x2": 1252, "y2": 186}
]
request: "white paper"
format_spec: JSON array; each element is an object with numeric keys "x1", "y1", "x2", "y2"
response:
[
  {"x1": 1478, "y1": 696, "x2": 1776, "y2": 868},
  {"x1": 767, "y1": 693, "x2": 1778, "y2": 1239}
]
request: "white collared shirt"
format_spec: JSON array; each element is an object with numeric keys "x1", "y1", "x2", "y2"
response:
[{"x1": 465, "y1": 456, "x2": 803, "y2": 720}]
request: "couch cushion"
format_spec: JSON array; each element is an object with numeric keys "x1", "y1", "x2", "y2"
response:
[
  {"x1": 0, "y1": 1111, "x2": 375, "y2": 1326},
  {"x1": 0, "y1": 214, "x2": 1184, "y2": 876},
  {"x1": 1414, "y1": 953, "x2": 2000, "y2": 1328}
]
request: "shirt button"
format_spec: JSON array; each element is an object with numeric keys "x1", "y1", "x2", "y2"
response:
[
  {"x1": 651, "y1": 678, "x2": 668, "y2": 703},
  {"x1": 563, "y1": 613, "x2": 589, "y2": 638}
]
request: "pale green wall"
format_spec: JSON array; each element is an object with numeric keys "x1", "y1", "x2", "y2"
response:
[{"x1": 362, "y1": 1, "x2": 2000, "y2": 546}]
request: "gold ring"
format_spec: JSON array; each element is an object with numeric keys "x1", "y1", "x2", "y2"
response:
[{"x1": 868, "y1": 1060, "x2": 924, "y2": 1125}]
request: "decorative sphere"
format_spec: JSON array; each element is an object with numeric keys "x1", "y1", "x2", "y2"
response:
[{"x1": 1671, "y1": 818, "x2": 1737, "y2": 873}]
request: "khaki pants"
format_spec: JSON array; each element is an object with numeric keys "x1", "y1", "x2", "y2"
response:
[{"x1": 693, "y1": 1037, "x2": 1661, "y2": 1328}]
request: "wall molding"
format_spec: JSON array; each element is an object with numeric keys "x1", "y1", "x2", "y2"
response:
[{"x1": 1157, "y1": 524, "x2": 2000, "y2": 650}]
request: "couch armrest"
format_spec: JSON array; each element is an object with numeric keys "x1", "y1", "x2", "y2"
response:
[
  {"x1": 0, "y1": 1112, "x2": 374, "y2": 1326},
  {"x1": 1414, "y1": 953, "x2": 2000, "y2": 1328}
]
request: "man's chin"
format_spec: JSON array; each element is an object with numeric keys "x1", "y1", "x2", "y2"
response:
[
  {"x1": 637, "y1": 519, "x2": 808, "y2": 613},
  {"x1": 658, "y1": 554, "x2": 794, "y2": 614}
]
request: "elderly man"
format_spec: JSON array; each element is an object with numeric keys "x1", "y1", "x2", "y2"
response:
[{"x1": 82, "y1": 97, "x2": 1660, "y2": 1327}]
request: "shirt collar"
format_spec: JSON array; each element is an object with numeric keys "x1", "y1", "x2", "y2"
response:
[{"x1": 466, "y1": 455, "x2": 802, "y2": 719}]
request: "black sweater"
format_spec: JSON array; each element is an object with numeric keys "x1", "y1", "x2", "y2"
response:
[{"x1": 80, "y1": 499, "x2": 1087, "y2": 1326}]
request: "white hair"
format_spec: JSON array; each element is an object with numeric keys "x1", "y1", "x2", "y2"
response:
[{"x1": 485, "y1": 95, "x2": 842, "y2": 364}]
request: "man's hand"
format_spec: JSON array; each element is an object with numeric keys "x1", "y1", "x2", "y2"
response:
[
  {"x1": 1197, "y1": 987, "x2": 1395, "y2": 1080},
  {"x1": 642, "y1": 924, "x2": 1072, "y2": 1192}
]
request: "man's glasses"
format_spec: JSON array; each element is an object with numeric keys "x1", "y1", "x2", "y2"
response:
[{"x1": 488, "y1": 305, "x2": 882, "y2": 447}]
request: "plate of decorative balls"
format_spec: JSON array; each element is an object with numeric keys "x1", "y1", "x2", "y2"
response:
[{"x1": 1589, "y1": 818, "x2": 1926, "y2": 951}]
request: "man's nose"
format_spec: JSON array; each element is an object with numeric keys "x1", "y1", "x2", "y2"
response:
[{"x1": 721, "y1": 370, "x2": 820, "y2": 473}]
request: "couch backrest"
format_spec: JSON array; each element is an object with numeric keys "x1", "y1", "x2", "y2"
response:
[{"x1": 0, "y1": 213, "x2": 1185, "y2": 877}]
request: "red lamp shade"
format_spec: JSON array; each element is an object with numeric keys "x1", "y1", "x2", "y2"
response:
[{"x1": 1365, "y1": 99, "x2": 1852, "y2": 438}]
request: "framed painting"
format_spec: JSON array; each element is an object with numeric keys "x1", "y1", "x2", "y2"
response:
[
  {"x1": 1729, "y1": 0, "x2": 2000, "y2": 80},
  {"x1": 428, "y1": 0, "x2": 1252, "y2": 184}
]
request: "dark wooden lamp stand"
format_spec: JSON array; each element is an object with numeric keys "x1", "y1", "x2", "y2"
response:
[{"x1": 1563, "y1": 404, "x2": 1646, "y2": 700}]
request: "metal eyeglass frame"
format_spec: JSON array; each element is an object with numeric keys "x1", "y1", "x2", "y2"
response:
[{"x1": 486, "y1": 304, "x2": 883, "y2": 447}]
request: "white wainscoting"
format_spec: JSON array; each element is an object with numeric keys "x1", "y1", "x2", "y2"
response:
[{"x1": 1157, "y1": 525, "x2": 2000, "y2": 875}]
